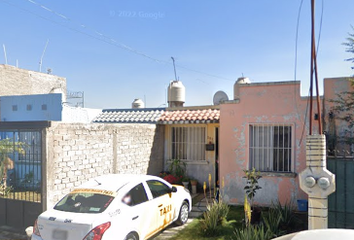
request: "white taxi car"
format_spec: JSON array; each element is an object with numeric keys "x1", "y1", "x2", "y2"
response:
[{"x1": 31, "y1": 174, "x2": 192, "y2": 240}]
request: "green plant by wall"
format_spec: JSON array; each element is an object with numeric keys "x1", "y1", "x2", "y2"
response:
[
  {"x1": 200, "y1": 174, "x2": 229, "y2": 237},
  {"x1": 243, "y1": 168, "x2": 262, "y2": 208},
  {"x1": 199, "y1": 199, "x2": 230, "y2": 236},
  {"x1": 263, "y1": 206, "x2": 285, "y2": 238},
  {"x1": 243, "y1": 168, "x2": 262, "y2": 225},
  {"x1": 168, "y1": 159, "x2": 186, "y2": 179},
  {"x1": 244, "y1": 194, "x2": 251, "y2": 227}
]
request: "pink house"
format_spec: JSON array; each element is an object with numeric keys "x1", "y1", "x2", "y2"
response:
[{"x1": 219, "y1": 77, "x2": 353, "y2": 206}]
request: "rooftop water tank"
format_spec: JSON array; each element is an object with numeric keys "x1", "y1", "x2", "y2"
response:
[
  {"x1": 168, "y1": 80, "x2": 185, "y2": 107},
  {"x1": 234, "y1": 77, "x2": 251, "y2": 100},
  {"x1": 132, "y1": 98, "x2": 145, "y2": 109}
]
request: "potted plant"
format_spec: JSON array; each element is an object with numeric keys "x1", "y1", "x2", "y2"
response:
[
  {"x1": 181, "y1": 176, "x2": 190, "y2": 188},
  {"x1": 162, "y1": 174, "x2": 179, "y2": 184},
  {"x1": 190, "y1": 179, "x2": 198, "y2": 194},
  {"x1": 243, "y1": 168, "x2": 262, "y2": 224}
]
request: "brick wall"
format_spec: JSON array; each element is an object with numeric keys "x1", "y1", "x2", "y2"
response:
[{"x1": 44, "y1": 122, "x2": 164, "y2": 208}]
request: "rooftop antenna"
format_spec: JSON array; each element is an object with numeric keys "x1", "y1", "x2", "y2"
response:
[
  {"x1": 39, "y1": 39, "x2": 49, "y2": 72},
  {"x1": 3, "y1": 44, "x2": 8, "y2": 65},
  {"x1": 144, "y1": 95, "x2": 146, "y2": 108},
  {"x1": 171, "y1": 57, "x2": 178, "y2": 81}
]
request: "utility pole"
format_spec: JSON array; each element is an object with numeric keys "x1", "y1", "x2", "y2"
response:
[{"x1": 299, "y1": 0, "x2": 335, "y2": 230}]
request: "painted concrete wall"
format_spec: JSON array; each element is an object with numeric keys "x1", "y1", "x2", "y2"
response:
[
  {"x1": 62, "y1": 105, "x2": 102, "y2": 123},
  {"x1": 219, "y1": 81, "x2": 320, "y2": 206},
  {"x1": 44, "y1": 122, "x2": 164, "y2": 208},
  {"x1": 164, "y1": 123, "x2": 219, "y2": 186},
  {"x1": 0, "y1": 93, "x2": 63, "y2": 121}
]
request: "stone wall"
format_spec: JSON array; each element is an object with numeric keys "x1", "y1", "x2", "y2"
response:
[
  {"x1": 0, "y1": 64, "x2": 66, "y2": 98},
  {"x1": 44, "y1": 122, "x2": 164, "y2": 208}
]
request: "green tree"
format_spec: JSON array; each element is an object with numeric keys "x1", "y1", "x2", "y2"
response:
[
  {"x1": 329, "y1": 79, "x2": 354, "y2": 148},
  {"x1": 327, "y1": 27, "x2": 354, "y2": 153},
  {"x1": 0, "y1": 139, "x2": 25, "y2": 194},
  {"x1": 343, "y1": 25, "x2": 354, "y2": 71}
]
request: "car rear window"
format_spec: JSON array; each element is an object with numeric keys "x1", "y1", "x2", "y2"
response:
[{"x1": 54, "y1": 192, "x2": 114, "y2": 214}]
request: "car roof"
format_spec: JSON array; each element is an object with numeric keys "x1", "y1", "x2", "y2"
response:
[{"x1": 75, "y1": 174, "x2": 160, "y2": 193}]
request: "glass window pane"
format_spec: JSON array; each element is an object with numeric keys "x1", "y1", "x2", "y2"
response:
[
  {"x1": 54, "y1": 193, "x2": 114, "y2": 213},
  {"x1": 147, "y1": 180, "x2": 171, "y2": 198},
  {"x1": 122, "y1": 183, "x2": 148, "y2": 206}
]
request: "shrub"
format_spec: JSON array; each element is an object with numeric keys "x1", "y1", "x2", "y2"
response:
[
  {"x1": 162, "y1": 174, "x2": 180, "y2": 184},
  {"x1": 233, "y1": 224, "x2": 273, "y2": 240},
  {"x1": 199, "y1": 199, "x2": 229, "y2": 236},
  {"x1": 168, "y1": 159, "x2": 186, "y2": 178},
  {"x1": 262, "y1": 200, "x2": 299, "y2": 237},
  {"x1": 271, "y1": 200, "x2": 299, "y2": 233},
  {"x1": 262, "y1": 206, "x2": 285, "y2": 238}
]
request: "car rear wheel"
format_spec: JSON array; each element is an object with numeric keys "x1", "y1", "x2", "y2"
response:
[
  {"x1": 125, "y1": 232, "x2": 138, "y2": 240},
  {"x1": 175, "y1": 201, "x2": 189, "y2": 225}
]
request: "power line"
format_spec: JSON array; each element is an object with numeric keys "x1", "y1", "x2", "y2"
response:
[
  {"x1": 0, "y1": 0, "x2": 233, "y2": 82},
  {"x1": 294, "y1": 0, "x2": 325, "y2": 142},
  {"x1": 294, "y1": 0, "x2": 304, "y2": 81}
]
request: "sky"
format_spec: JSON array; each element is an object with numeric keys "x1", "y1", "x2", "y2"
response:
[{"x1": 0, "y1": 0, "x2": 353, "y2": 109}]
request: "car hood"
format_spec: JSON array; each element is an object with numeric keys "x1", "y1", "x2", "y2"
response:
[{"x1": 37, "y1": 209, "x2": 106, "y2": 240}]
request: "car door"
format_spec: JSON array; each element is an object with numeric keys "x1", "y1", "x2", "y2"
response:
[
  {"x1": 145, "y1": 180, "x2": 174, "y2": 237},
  {"x1": 117, "y1": 183, "x2": 154, "y2": 239}
]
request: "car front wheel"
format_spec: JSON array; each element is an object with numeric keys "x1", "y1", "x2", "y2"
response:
[{"x1": 175, "y1": 201, "x2": 189, "y2": 225}]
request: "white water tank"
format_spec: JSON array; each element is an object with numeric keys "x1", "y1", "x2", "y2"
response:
[
  {"x1": 234, "y1": 77, "x2": 251, "y2": 100},
  {"x1": 132, "y1": 98, "x2": 145, "y2": 109},
  {"x1": 168, "y1": 80, "x2": 185, "y2": 107}
]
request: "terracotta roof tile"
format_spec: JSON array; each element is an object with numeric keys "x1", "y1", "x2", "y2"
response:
[{"x1": 159, "y1": 109, "x2": 220, "y2": 124}]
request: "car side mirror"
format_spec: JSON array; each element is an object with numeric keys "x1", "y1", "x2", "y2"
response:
[{"x1": 171, "y1": 186, "x2": 177, "y2": 193}]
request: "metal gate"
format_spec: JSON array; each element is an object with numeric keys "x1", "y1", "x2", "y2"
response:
[
  {"x1": 0, "y1": 122, "x2": 49, "y2": 231},
  {"x1": 328, "y1": 156, "x2": 354, "y2": 228}
]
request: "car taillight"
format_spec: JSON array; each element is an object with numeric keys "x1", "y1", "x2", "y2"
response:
[
  {"x1": 33, "y1": 219, "x2": 41, "y2": 237},
  {"x1": 82, "y1": 222, "x2": 111, "y2": 240}
]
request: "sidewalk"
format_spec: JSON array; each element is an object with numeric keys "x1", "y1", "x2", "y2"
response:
[{"x1": 0, "y1": 226, "x2": 27, "y2": 240}]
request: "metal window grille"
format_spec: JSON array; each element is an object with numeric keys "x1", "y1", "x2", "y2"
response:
[
  {"x1": 171, "y1": 126, "x2": 205, "y2": 160},
  {"x1": 249, "y1": 124, "x2": 292, "y2": 172}
]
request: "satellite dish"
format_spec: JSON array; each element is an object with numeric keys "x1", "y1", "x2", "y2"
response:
[{"x1": 213, "y1": 91, "x2": 229, "y2": 105}]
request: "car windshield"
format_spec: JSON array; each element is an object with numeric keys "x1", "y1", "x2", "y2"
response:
[{"x1": 54, "y1": 192, "x2": 114, "y2": 214}]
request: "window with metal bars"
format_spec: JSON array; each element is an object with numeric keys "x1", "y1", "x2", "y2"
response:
[
  {"x1": 171, "y1": 126, "x2": 205, "y2": 161},
  {"x1": 249, "y1": 125, "x2": 292, "y2": 172}
]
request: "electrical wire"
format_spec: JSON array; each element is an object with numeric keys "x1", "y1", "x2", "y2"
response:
[
  {"x1": 294, "y1": 0, "x2": 304, "y2": 81},
  {"x1": 295, "y1": 0, "x2": 324, "y2": 145},
  {"x1": 293, "y1": 0, "x2": 306, "y2": 146},
  {"x1": 0, "y1": 0, "x2": 234, "y2": 82}
]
